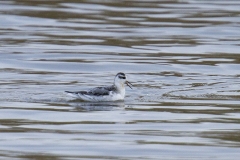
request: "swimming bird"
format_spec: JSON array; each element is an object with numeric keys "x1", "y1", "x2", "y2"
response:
[{"x1": 65, "y1": 72, "x2": 133, "y2": 102}]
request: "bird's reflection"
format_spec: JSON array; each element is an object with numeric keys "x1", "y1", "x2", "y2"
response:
[{"x1": 67, "y1": 100, "x2": 126, "y2": 111}]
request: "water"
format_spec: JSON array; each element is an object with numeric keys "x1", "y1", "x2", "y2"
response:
[{"x1": 1, "y1": 0, "x2": 240, "y2": 159}]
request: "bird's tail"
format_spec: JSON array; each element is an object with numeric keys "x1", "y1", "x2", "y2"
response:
[{"x1": 65, "y1": 91, "x2": 79, "y2": 98}]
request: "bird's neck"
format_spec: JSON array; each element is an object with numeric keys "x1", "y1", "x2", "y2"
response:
[{"x1": 114, "y1": 82, "x2": 125, "y2": 95}]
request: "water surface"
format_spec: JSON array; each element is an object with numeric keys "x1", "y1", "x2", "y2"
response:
[{"x1": 0, "y1": 0, "x2": 240, "y2": 159}]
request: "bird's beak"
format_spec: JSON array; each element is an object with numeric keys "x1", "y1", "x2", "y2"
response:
[{"x1": 125, "y1": 81, "x2": 133, "y2": 89}]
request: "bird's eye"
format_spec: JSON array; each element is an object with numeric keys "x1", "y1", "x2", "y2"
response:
[{"x1": 119, "y1": 76, "x2": 126, "y2": 79}]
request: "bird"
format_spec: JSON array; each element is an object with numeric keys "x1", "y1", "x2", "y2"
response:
[{"x1": 65, "y1": 72, "x2": 133, "y2": 102}]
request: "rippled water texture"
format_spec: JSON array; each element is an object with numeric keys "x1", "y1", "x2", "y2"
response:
[{"x1": 0, "y1": 0, "x2": 240, "y2": 159}]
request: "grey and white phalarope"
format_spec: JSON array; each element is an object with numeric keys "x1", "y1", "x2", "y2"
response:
[{"x1": 65, "y1": 72, "x2": 133, "y2": 102}]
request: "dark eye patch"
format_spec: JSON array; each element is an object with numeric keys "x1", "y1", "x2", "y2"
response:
[{"x1": 119, "y1": 76, "x2": 126, "y2": 79}]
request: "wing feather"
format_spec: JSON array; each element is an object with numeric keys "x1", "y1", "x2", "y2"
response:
[
  {"x1": 65, "y1": 85, "x2": 117, "y2": 97},
  {"x1": 88, "y1": 85, "x2": 116, "y2": 96}
]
